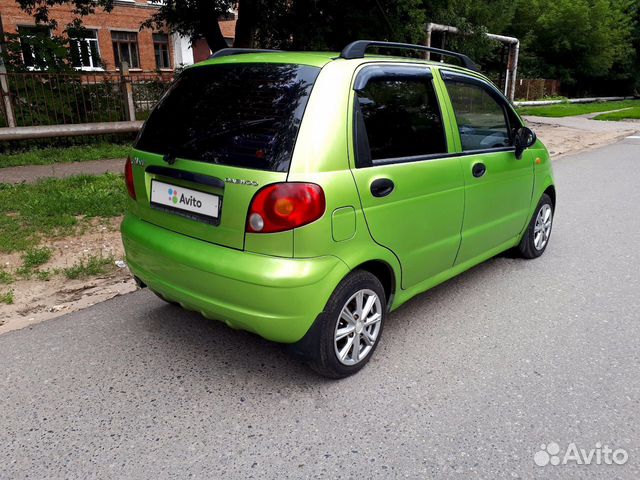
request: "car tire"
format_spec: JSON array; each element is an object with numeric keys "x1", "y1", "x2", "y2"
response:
[
  {"x1": 517, "y1": 193, "x2": 554, "y2": 259},
  {"x1": 301, "y1": 270, "x2": 387, "y2": 379}
]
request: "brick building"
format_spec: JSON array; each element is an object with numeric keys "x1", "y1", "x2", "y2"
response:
[{"x1": 0, "y1": 0, "x2": 236, "y2": 72}]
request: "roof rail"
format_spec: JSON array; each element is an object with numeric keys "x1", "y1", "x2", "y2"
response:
[
  {"x1": 340, "y1": 40, "x2": 478, "y2": 71},
  {"x1": 209, "y1": 48, "x2": 283, "y2": 59}
]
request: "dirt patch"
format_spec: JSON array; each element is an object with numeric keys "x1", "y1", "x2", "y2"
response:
[
  {"x1": 524, "y1": 116, "x2": 638, "y2": 158},
  {"x1": 0, "y1": 217, "x2": 137, "y2": 335},
  {"x1": 528, "y1": 122, "x2": 631, "y2": 158}
]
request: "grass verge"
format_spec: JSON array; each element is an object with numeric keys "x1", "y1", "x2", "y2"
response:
[
  {"x1": 517, "y1": 99, "x2": 640, "y2": 117},
  {"x1": 63, "y1": 254, "x2": 114, "y2": 280},
  {"x1": 0, "y1": 143, "x2": 132, "y2": 169},
  {"x1": 0, "y1": 173, "x2": 126, "y2": 253},
  {"x1": 593, "y1": 107, "x2": 640, "y2": 121}
]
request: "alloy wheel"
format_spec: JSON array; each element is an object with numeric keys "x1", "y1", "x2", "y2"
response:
[
  {"x1": 334, "y1": 289, "x2": 383, "y2": 366},
  {"x1": 533, "y1": 204, "x2": 553, "y2": 250}
]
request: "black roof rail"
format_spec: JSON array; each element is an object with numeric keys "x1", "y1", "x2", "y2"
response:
[
  {"x1": 340, "y1": 40, "x2": 478, "y2": 71},
  {"x1": 209, "y1": 48, "x2": 283, "y2": 59}
]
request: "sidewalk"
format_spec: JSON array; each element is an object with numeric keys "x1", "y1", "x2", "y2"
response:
[
  {"x1": 524, "y1": 115, "x2": 640, "y2": 132},
  {"x1": 0, "y1": 158, "x2": 125, "y2": 184}
]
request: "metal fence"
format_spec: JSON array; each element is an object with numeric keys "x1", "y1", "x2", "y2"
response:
[
  {"x1": 514, "y1": 79, "x2": 561, "y2": 101},
  {"x1": 0, "y1": 69, "x2": 173, "y2": 129}
]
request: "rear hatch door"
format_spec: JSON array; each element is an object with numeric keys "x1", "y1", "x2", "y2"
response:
[{"x1": 130, "y1": 62, "x2": 320, "y2": 250}]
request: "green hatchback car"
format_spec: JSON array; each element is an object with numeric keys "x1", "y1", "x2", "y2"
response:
[{"x1": 121, "y1": 40, "x2": 555, "y2": 378}]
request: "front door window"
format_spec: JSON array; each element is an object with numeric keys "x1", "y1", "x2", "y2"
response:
[{"x1": 444, "y1": 79, "x2": 513, "y2": 151}]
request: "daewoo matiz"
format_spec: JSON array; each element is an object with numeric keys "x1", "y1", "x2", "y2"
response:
[{"x1": 121, "y1": 40, "x2": 555, "y2": 377}]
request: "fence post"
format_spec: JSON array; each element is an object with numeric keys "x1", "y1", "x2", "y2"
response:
[
  {"x1": 120, "y1": 61, "x2": 136, "y2": 122},
  {"x1": 0, "y1": 61, "x2": 17, "y2": 128}
]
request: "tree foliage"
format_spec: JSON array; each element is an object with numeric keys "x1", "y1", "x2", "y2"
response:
[
  {"x1": 509, "y1": 0, "x2": 636, "y2": 93},
  {"x1": 260, "y1": 0, "x2": 427, "y2": 50},
  {"x1": 11, "y1": 0, "x2": 114, "y2": 28},
  {"x1": 141, "y1": 0, "x2": 234, "y2": 52}
]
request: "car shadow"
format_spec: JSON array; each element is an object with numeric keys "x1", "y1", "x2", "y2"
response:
[
  {"x1": 135, "y1": 294, "x2": 332, "y2": 386},
  {"x1": 132, "y1": 251, "x2": 533, "y2": 382}
]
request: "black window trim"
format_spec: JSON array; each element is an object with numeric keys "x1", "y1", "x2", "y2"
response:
[
  {"x1": 352, "y1": 64, "x2": 450, "y2": 169},
  {"x1": 440, "y1": 69, "x2": 523, "y2": 151},
  {"x1": 365, "y1": 146, "x2": 518, "y2": 166}
]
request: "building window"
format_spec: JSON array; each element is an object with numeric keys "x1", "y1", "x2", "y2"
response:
[
  {"x1": 18, "y1": 25, "x2": 51, "y2": 68},
  {"x1": 69, "y1": 29, "x2": 102, "y2": 70},
  {"x1": 153, "y1": 33, "x2": 170, "y2": 69},
  {"x1": 111, "y1": 31, "x2": 140, "y2": 69}
]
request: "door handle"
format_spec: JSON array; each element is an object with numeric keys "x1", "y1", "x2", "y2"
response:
[
  {"x1": 370, "y1": 178, "x2": 395, "y2": 197},
  {"x1": 472, "y1": 162, "x2": 486, "y2": 178}
]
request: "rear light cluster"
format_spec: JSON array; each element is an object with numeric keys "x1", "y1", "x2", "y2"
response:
[
  {"x1": 247, "y1": 183, "x2": 325, "y2": 233},
  {"x1": 124, "y1": 156, "x2": 136, "y2": 200}
]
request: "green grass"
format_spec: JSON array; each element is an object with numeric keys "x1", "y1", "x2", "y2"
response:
[
  {"x1": 21, "y1": 247, "x2": 52, "y2": 270},
  {"x1": 0, "y1": 289, "x2": 14, "y2": 305},
  {"x1": 0, "y1": 268, "x2": 14, "y2": 285},
  {"x1": 517, "y1": 99, "x2": 640, "y2": 117},
  {"x1": 35, "y1": 269, "x2": 53, "y2": 281},
  {"x1": 16, "y1": 246, "x2": 53, "y2": 278},
  {"x1": 0, "y1": 173, "x2": 126, "y2": 253},
  {"x1": 593, "y1": 107, "x2": 640, "y2": 121},
  {"x1": 63, "y1": 254, "x2": 114, "y2": 280},
  {"x1": 0, "y1": 143, "x2": 132, "y2": 169}
]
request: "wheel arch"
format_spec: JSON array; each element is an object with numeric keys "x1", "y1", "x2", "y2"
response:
[
  {"x1": 352, "y1": 259, "x2": 397, "y2": 309},
  {"x1": 544, "y1": 184, "x2": 556, "y2": 209}
]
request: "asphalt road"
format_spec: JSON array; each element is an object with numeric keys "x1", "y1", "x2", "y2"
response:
[{"x1": 2, "y1": 138, "x2": 640, "y2": 479}]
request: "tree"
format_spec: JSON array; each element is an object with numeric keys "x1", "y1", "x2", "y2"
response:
[
  {"x1": 11, "y1": 0, "x2": 114, "y2": 28},
  {"x1": 266, "y1": 0, "x2": 427, "y2": 50},
  {"x1": 509, "y1": 0, "x2": 636, "y2": 94},
  {"x1": 141, "y1": 0, "x2": 235, "y2": 53}
]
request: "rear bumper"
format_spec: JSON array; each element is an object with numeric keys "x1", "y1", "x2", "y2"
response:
[{"x1": 121, "y1": 214, "x2": 349, "y2": 343}]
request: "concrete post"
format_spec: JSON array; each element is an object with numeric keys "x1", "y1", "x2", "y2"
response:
[
  {"x1": 120, "y1": 61, "x2": 136, "y2": 122},
  {"x1": 508, "y1": 41, "x2": 520, "y2": 103},
  {"x1": 0, "y1": 58, "x2": 17, "y2": 127}
]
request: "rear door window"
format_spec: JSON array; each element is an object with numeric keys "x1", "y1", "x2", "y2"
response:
[
  {"x1": 135, "y1": 63, "x2": 320, "y2": 172},
  {"x1": 354, "y1": 70, "x2": 447, "y2": 166}
]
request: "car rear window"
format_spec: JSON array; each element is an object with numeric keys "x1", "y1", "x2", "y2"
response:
[{"x1": 135, "y1": 63, "x2": 320, "y2": 172}]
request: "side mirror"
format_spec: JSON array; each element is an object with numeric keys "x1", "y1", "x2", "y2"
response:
[{"x1": 514, "y1": 127, "x2": 537, "y2": 160}]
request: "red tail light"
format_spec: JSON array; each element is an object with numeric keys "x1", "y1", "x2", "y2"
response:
[
  {"x1": 247, "y1": 183, "x2": 325, "y2": 233},
  {"x1": 124, "y1": 156, "x2": 136, "y2": 200}
]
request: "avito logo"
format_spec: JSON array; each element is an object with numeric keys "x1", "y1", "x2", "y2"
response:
[
  {"x1": 168, "y1": 188, "x2": 202, "y2": 208},
  {"x1": 534, "y1": 442, "x2": 628, "y2": 467}
]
